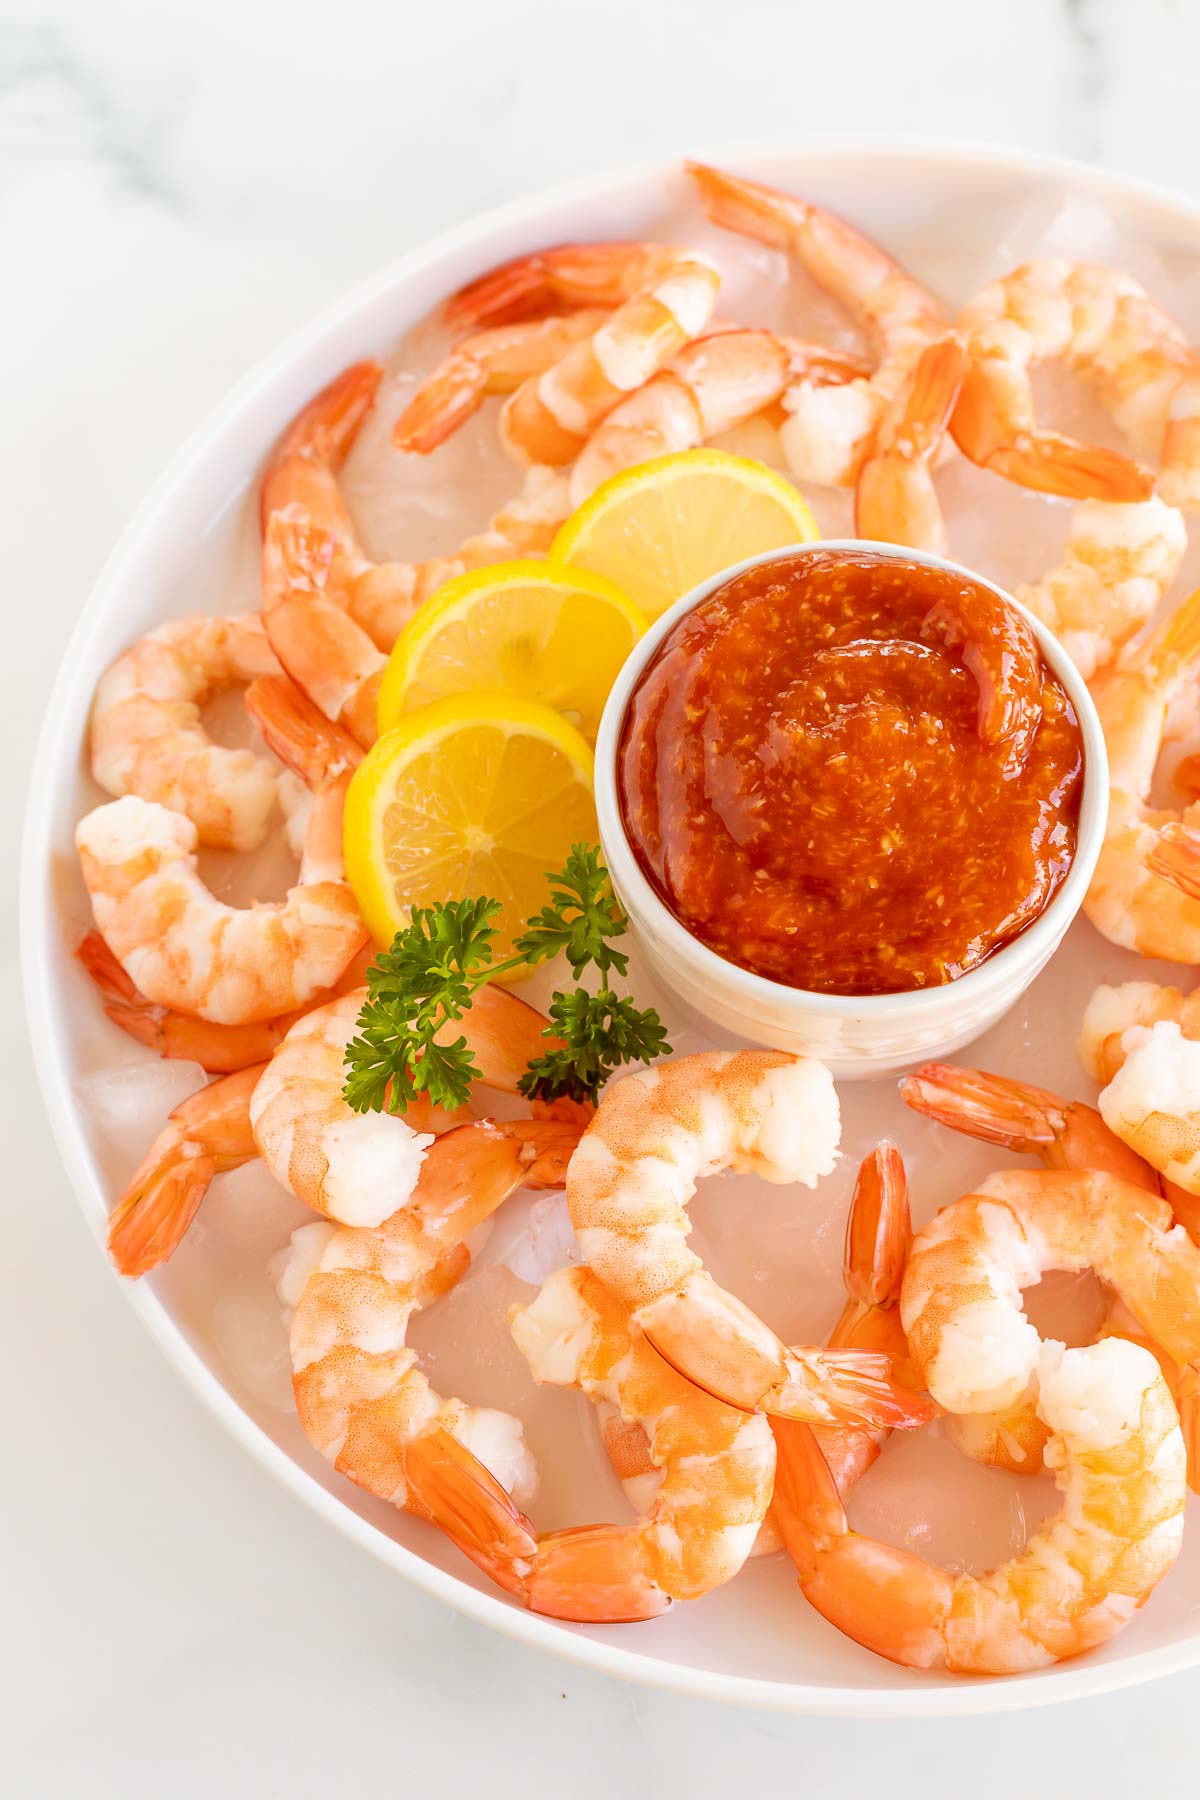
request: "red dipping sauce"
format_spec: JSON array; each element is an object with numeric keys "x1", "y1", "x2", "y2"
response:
[{"x1": 618, "y1": 549, "x2": 1084, "y2": 996}]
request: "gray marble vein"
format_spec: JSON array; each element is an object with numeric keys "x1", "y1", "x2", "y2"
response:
[{"x1": 0, "y1": 19, "x2": 180, "y2": 207}]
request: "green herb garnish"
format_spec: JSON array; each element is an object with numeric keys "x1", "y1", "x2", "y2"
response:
[{"x1": 342, "y1": 845, "x2": 670, "y2": 1114}]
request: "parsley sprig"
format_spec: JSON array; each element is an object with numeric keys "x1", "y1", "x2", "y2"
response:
[{"x1": 342, "y1": 845, "x2": 670, "y2": 1115}]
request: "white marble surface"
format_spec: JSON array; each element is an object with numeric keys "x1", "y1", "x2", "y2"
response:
[{"x1": 8, "y1": 1, "x2": 1200, "y2": 1793}]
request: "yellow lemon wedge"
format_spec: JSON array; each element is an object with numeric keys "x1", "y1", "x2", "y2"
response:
[
  {"x1": 551, "y1": 448, "x2": 819, "y2": 620},
  {"x1": 377, "y1": 560, "x2": 646, "y2": 744},
  {"x1": 344, "y1": 692, "x2": 596, "y2": 954}
]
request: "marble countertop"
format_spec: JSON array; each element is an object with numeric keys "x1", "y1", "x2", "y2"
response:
[{"x1": 7, "y1": 1, "x2": 1200, "y2": 1794}]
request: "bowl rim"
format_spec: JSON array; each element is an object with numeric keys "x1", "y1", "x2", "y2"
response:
[
  {"x1": 593, "y1": 539, "x2": 1108, "y2": 1023},
  {"x1": 21, "y1": 134, "x2": 1200, "y2": 1719}
]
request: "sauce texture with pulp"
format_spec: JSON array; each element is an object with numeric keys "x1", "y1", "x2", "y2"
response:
[{"x1": 618, "y1": 549, "x2": 1084, "y2": 996}]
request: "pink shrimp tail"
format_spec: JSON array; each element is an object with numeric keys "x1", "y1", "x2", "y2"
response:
[
  {"x1": 900, "y1": 1061, "x2": 1062, "y2": 1153},
  {"x1": 443, "y1": 249, "x2": 577, "y2": 328},
  {"x1": 771, "y1": 1421, "x2": 950, "y2": 1668},
  {"x1": 685, "y1": 161, "x2": 800, "y2": 250},
  {"x1": 392, "y1": 354, "x2": 491, "y2": 453},
  {"x1": 771, "y1": 1419, "x2": 849, "y2": 1554},
  {"x1": 244, "y1": 675, "x2": 364, "y2": 784},
  {"x1": 403, "y1": 1423, "x2": 539, "y2": 1570},
  {"x1": 260, "y1": 360, "x2": 383, "y2": 526},
  {"x1": 76, "y1": 930, "x2": 136, "y2": 1007},
  {"x1": 776, "y1": 1348, "x2": 938, "y2": 1430},
  {"x1": 854, "y1": 334, "x2": 965, "y2": 552},
  {"x1": 518, "y1": 1525, "x2": 672, "y2": 1622},
  {"x1": 1148, "y1": 822, "x2": 1200, "y2": 903},
  {"x1": 77, "y1": 930, "x2": 175, "y2": 1056},
  {"x1": 445, "y1": 243, "x2": 675, "y2": 328},
  {"x1": 842, "y1": 1141, "x2": 911, "y2": 1313},
  {"x1": 888, "y1": 332, "x2": 965, "y2": 451},
  {"x1": 950, "y1": 363, "x2": 1155, "y2": 501},
  {"x1": 107, "y1": 1149, "x2": 216, "y2": 1277}
]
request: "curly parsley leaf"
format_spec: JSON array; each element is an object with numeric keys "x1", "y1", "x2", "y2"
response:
[{"x1": 341, "y1": 848, "x2": 668, "y2": 1115}]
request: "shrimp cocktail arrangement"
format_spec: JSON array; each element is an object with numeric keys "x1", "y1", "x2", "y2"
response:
[{"x1": 69, "y1": 159, "x2": 1200, "y2": 1679}]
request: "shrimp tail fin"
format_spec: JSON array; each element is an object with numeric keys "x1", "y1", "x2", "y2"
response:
[
  {"x1": 78, "y1": 932, "x2": 170, "y2": 1056},
  {"x1": 854, "y1": 333, "x2": 965, "y2": 554},
  {"x1": 403, "y1": 1422, "x2": 539, "y2": 1572},
  {"x1": 771, "y1": 1420, "x2": 952, "y2": 1669},
  {"x1": 1147, "y1": 822, "x2": 1200, "y2": 902},
  {"x1": 107, "y1": 1148, "x2": 216, "y2": 1278},
  {"x1": 244, "y1": 675, "x2": 364, "y2": 785},
  {"x1": 393, "y1": 354, "x2": 491, "y2": 454},
  {"x1": 685, "y1": 161, "x2": 798, "y2": 250},
  {"x1": 983, "y1": 434, "x2": 1153, "y2": 501},
  {"x1": 76, "y1": 930, "x2": 138, "y2": 1007},
  {"x1": 841, "y1": 1142, "x2": 912, "y2": 1313},
  {"x1": 443, "y1": 257, "x2": 558, "y2": 329},
  {"x1": 261, "y1": 360, "x2": 383, "y2": 527},
  {"x1": 520, "y1": 1525, "x2": 672, "y2": 1622},
  {"x1": 882, "y1": 332, "x2": 965, "y2": 454},
  {"x1": 775, "y1": 1348, "x2": 938, "y2": 1430},
  {"x1": 900, "y1": 1062, "x2": 1063, "y2": 1154},
  {"x1": 951, "y1": 361, "x2": 1155, "y2": 500},
  {"x1": 770, "y1": 1419, "x2": 850, "y2": 1553}
]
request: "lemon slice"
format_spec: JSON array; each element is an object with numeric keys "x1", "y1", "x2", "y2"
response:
[
  {"x1": 344, "y1": 692, "x2": 596, "y2": 953},
  {"x1": 377, "y1": 561, "x2": 646, "y2": 744},
  {"x1": 551, "y1": 448, "x2": 819, "y2": 620}
]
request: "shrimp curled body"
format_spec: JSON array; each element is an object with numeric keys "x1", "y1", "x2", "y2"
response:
[{"x1": 566, "y1": 1051, "x2": 933, "y2": 1430}]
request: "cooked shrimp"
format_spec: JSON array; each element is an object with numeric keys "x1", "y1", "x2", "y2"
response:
[
  {"x1": 772, "y1": 1336, "x2": 1184, "y2": 1673},
  {"x1": 597, "y1": 1141, "x2": 915, "y2": 1554},
  {"x1": 89, "y1": 614, "x2": 283, "y2": 851},
  {"x1": 1079, "y1": 983, "x2": 1200, "y2": 1239},
  {"x1": 504, "y1": 1265, "x2": 774, "y2": 1612},
  {"x1": 76, "y1": 931, "x2": 375, "y2": 1073},
  {"x1": 1014, "y1": 496, "x2": 1186, "y2": 679},
  {"x1": 568, "y1": 328, "x2": 868, "y2": 507},
  {"x1": 76, "y1": 678, "x2": 367, "y2": 1026},
  {"x1": 250, "y1": 984, "x2": 562, "y2": 1228},
  {"x1": 286, "y1": 1115, "x2": 589, "y2": 1588},
  {"x1": 566, "y1": 1051, "x2": 934, "y2": 1429},
  {"x1": 462, "y1": 247, "x2": 722, "y2": 467},
  {"x1": 767, "y1": 1165, "x2": 1200, "y2": 1672},
  {"x1": 952, "y1": 261, "x2": 1168, "y2": 500},
  {"x1": 1078, "y1": 965, "x2": 1200, "y2": 1221},
  {"x1": 1079, "y1": 974, "x2": 1200, "y2": 1086},
  {"x1": 902, "y1": 1062, "x2": 1161, "y2": 1193},
  {"x1": 901, "y1": 1166, "x2": 1200, "y2": 1490},
  {"x1": 686, "y1": 162, "x2": 950, "y2": 491},
  {"x1": 109, "y1": 970, "x2": 561, "y2": 1273},
  {"x1": 1092, "y1": 1019, "x2": 1200, "y2": 1202},
  {"x1": 853, "y1": 332, "x2": 965, "y2": 554},
  {"x1": 1084, "y1": 587, "x2": 1200, "y2": 958},
  {"x1": 261, "y1": 361, "x2": 567, "y2": 659},
  {"x1": 901, "y1": 1062, "x2": 1180, "y2": 1470},
  {"x1": 392, "y1": 310, "x2": 612, "y2": 453}
]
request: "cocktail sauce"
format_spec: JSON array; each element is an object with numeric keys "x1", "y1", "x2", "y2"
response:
[{"x1": 618, "y1": 549, "x2": 1084, "y2": 996}]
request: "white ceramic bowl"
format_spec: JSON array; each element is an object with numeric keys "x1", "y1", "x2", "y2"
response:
[
  {"x1": 594, "y1": 541, "x2": 1108, "y2": 1078},
  {"x1": 22, "y1": 140, "x2": 1200, "y2": 1717}
]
